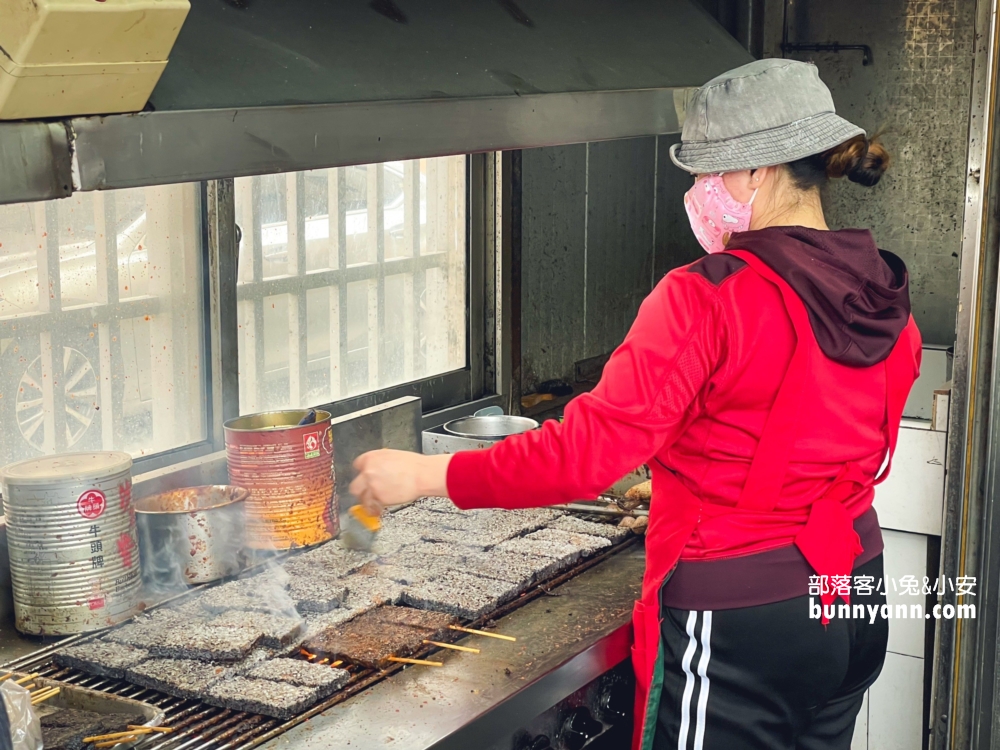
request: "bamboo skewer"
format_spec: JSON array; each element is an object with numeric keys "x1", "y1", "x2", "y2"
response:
[
  {"x1": 387, "y1": 657, "x2": 443, "y2": 667},
  {"x1": 85, "y1": 730, "x2": 147, "y2": 742},
  {"x1": 85, "y1": 726, "x2": 164, "y2": 744},
  {"x1": 0, "y1": 673, "x2": 13, "y2": 683},
  {"x1": 448, "y1": 625, "x2": 517, "y2": 642},
  {"x1": 423, "y1": 640, "x2": 480, "y2": 654},
  {"x1": 13, "y1": 673, "x2": 38, "y2": 685},
  {"x1": 93, "y1": 737, "x2": 138, "y2": 748},
  {"x1": 30, "y1": 687, "x2": 60, "y2": 705}
]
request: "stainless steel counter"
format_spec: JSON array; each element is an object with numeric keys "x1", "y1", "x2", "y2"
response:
[
  {"x1": 0, "y1": 622, "x2": 44, "y2": 664},
  {"x1": 263, "y1": 545, "x2": 644, "y2": 750}
]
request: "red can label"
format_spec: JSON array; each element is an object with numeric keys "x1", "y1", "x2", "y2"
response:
[
  {"x1": 77, "y1": 489, "x2": 107, "y2": 519},
  {"x1": 303, "y1": 431, "x2": 321, "y2": 459}
]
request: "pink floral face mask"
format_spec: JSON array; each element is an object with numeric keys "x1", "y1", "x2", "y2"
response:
[{"x1": 683, "y1": 174, "x2": 757, "y2": 254}]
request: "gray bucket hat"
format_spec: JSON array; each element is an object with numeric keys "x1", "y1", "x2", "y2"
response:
[{"x1": 669, "y1": 59, "x2": 865, "y2": 174}]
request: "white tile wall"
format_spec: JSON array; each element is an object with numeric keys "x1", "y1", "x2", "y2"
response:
[
  {"x1": 904, "y1": 347, "x2": 950, "y2": 420},
  {"x1": 867, "y1": 652, "x2": 925, "y2": 750},
  {"x1": 874, "y1": 426, "x2": 946, "y2": 536},
  {"x1": 851, "y1": 345, "x2": 942, "y2": 750},
  {"x1": 881, "y1": 530, "x2": 929, "y2": 658},
  {"x1": 850, "y1": 531, "x2": 930, "y2": 750}
]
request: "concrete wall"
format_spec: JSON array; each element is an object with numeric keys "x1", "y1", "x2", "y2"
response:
[
  {"x1": 520, "y1": 136, "x2": 701, "y2": 390},
  {"x1": 521, "y1": 0, "x2": 972, "y2": 387},
  {"x1": 768, "y1": 0, "x2": 975, "y2": 346}
]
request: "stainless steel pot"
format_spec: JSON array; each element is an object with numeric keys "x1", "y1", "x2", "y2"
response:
[
  {"x1": 442, "y1": 414, "x2": 539, "y2": 439},
  {"x1": 135, "y1": 485, "x2": 248, "y2": 586}
]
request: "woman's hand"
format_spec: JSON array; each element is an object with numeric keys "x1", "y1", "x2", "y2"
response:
[{"x1": 349, "y1": 450, "x2": 451, "y2": 517}]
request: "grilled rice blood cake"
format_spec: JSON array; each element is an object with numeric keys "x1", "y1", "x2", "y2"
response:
[
  {"x1": 382, "y1": 506, "x2": 451, "y2": 528},
  {"x1": 246, "y1": 657, "x2": 350, "y2": 695},
  {"x1": 493, "y1": 536, "x2": 582, "y2": 568},
  {"x1": 459, "y1": 549, "x2": 558, "y2": 587},
  {"x1": 400, "y1": 571, "x2": 524, "y2": 620},
  {"x1": 548, "y1": 514, "x2": 633, "y2": 542},
  {"x1": 126, "y1": 658, "x2": 230, "y2": 700},
  {"x1": 301, "y1": 606, "x2": 368, "y2": 639},
  {"x1": 39, "y1": 709, "x2": 147, "y2": 750},
  {"x1": 196, "y1": 573, "x2": 293, "y2": 615},
  {"x1": 101, "y1": 608, "x2": 191, "y2": 648},
  {"x1": 303, "y1": 606, "x2": 456, "y2": 668},
  {"x1": 413, "y1": 496, "x2": 462, "y2": 514},
  {"x1": 340, "y1": 573, "x2": 404, "y2": 609},
  {"x1": 365, "y1": 606, "x2": 458, "y2": 632},
  {"x1": 404, "y1": 541, "x2": 472, "y2": 560},
  {"x1": 54, "y1": 641, "x2": 150, "y2": 679},
  {"x1": 522, "y1": 528, "x2": 612, "y2": 556},
  {"x1": 286, "y1": 544, "x2": 375, "y2": 577},
  {"x1": 209, "y1": 610, "x2": 304, "y2": 649},
  {"x1": 363, "y1": 562, "x2": 434, "y2": 586},
  {"x1": 205, "y1": 677, "x2": 321, "y2": 719},
  {"x1": 372, "y1": 548, "x2": 460, "y2": 581},
  {"x1": 147, "y1": 622, "x2": 262, "y2": 662},
  {"x1": 413, "y1": 507, "x2": 558, "y2": 548},
  {"x1": 287, "y1": 574, "x2": 348, "y2": 613}
]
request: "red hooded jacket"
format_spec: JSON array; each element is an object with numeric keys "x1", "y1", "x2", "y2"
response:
[{"x1": 447, "y1": 227, "x2": 921, "y2": 572}]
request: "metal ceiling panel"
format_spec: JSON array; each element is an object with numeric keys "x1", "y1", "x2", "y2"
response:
[
  {"x1": 0, "y1": 0, "x2": 752, "y2": 201},
  {"x1": 150, "y1": 0, "x2": 749, "y2": 109},
  {"x1": 70, "y1": 88, "x2": 691, "y2": 190},
  {"x1": 0, "y1": 122, "x2": 72, "y2": 204}
]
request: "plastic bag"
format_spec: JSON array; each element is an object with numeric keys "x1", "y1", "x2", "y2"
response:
[
  {"x1": 0, "y1": 686, "x2": 11, "y2": 750},
  {"x1": 1, "y1": 681, "x2": 42, "y2": 750}
]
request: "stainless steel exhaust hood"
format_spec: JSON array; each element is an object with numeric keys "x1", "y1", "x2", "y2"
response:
[{"x1": 0, "y1": 0, "x2": 752, "y2": 203}]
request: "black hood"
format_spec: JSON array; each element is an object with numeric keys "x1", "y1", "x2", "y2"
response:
[{"x1": 727, "y1": 226, "x2": 911, "y2": 367}]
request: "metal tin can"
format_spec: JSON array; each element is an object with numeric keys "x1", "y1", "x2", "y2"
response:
[
  {"x1": 135, "y1": 485, "x2": 248, "y2": 586},
  {"x1": 0, "y1": 452, "x2": 141, "y2": 635},
  {"x1": 224, "y1": 410, "x2": 338, "y2": 550}
]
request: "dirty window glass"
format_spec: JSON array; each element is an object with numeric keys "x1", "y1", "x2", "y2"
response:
[
  {"x1": 234, "y1": 157, "x2": 467, "y2": 414},
  {"x1": 0, "y1": 186, "x2": 207, "y2": 465}
]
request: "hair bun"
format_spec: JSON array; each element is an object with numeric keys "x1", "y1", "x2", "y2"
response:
[{"x1": 825, "y1": 135, "x2": 890, "y2": 187}]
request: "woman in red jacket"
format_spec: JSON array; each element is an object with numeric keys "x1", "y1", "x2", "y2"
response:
[{"x1": 350, "y1": 58, "x2": 921, "y2": 750}]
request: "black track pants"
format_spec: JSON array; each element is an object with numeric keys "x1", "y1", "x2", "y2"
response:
[{"x1": 653, "y1": 555, "x2": 888, "y2": 750}]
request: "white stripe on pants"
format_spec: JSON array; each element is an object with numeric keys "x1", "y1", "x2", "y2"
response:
[{"x1": 678, "y1": 611, "x2": 713, "y2": 750}]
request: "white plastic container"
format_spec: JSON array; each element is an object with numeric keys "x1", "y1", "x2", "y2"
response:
[
  {"x1": 0, "y1": 0, "x2": 190, "y2": 120},
  {"x1": 0, "y1": 452, "x2": 141, "y2": 635}
]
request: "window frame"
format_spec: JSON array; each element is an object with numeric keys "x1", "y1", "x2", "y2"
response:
[
  {"x1": 128, "y1": 183, "x2": 218, "y2": 475},
  {"x1": 0, "y1": 186, "x2": 216, "y2": 475},
  {"x1": 0, "y1": 153, "x2": 496, "y2": 476},
  {"x1": 204, "y1": 152, "x2": 496, "y2": 441}
]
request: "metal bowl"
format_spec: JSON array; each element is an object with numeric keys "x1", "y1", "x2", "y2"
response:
[
  {"x1": 135, "y1": 485, "x2": 248, "y2": 586},
  {"x1": 442, "y1": 415, "x2": 539, "y2": 439}
]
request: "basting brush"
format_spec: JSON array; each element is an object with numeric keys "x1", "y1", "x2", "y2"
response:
[{"x1": 339, "y1": 504, "x2": 381, "y2": 552}]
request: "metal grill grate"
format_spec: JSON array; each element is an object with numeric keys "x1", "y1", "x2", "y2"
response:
[{"x1": 2, "y1": 535, "x2": 638, "y2": 750}]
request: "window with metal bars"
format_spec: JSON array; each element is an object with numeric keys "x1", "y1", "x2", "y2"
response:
[
  {"x1": 0, "y1": 154, "x2": 485, "y2": 472},
  {"x1": 234, "y1": 156, "x2": 468, "y2": 415},
  {"x1": 0, "y1": 185, "x2": 208, "y2": 467}
]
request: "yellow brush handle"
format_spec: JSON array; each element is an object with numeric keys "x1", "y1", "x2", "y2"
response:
[{"x1": 348, "y1": 504, "x2": 381, "y2": 532}]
